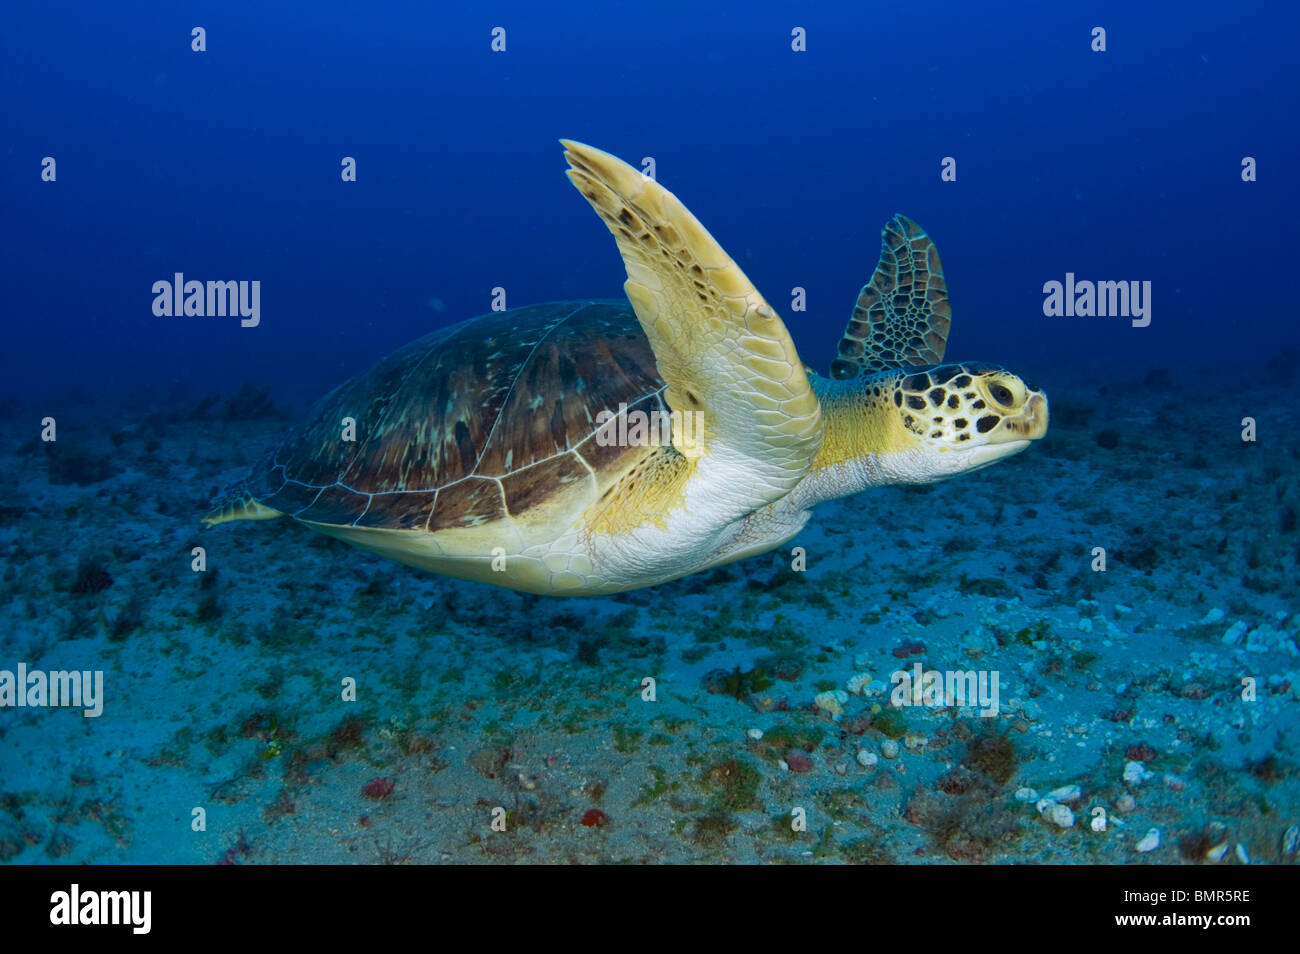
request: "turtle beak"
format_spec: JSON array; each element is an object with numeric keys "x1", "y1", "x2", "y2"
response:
[
  {"x1": 987, "y1": 391, "x2": 1049, "y2": 444},
  {"x1": 956, "y1": 390, "x2": 1048, "y2": 473},
  {"x1": 1019, "y1": 391, "x2": 1049, "y2": 441}
]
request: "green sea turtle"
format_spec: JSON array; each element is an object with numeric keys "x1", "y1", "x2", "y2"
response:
[{"x1": 203, "y1": 140, "x2": 1048, "y2": 595}]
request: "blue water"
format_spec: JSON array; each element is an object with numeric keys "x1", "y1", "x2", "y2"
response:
[
  {"x1": 4, "y1": 1, "x2": 1297, "y2": 409},
  {"x1": 2, "y1": 0, "x2": 1300, "y2": 869}
]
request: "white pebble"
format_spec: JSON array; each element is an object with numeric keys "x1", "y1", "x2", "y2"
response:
[
  {"x1": 1136, "y1": 828, "x2": 1160, "y2": 853},
  {"x1": 1114, "y1": 604, "x2": 1133, "y2": 617},
  {"x1": 1206, "y1": 841, "x2": 1230, "y2": 863},
  {"x1": 1116, "y1": 794, "x2": 1136, "y2": 813},
  {"x1": 1047, "y1": 784, "x2": 1081, "y2": 803},
  {"x1": 1201, "y1": 607, "x2": 1226, "y2": 625},
  {"x1": 880, "y1": 739, "x2": 900, "y2": 759},
  {"x1": 1245, "y1": 627, "x2": 1273, "y2": 653},
  {"x1": 746, "y1": 728, "x2": 763, "y2": 740},
  {"x1": 1014, "y1": 787, "x2": 1039, "y2": 802},
  {"x1": 857, "y1": 749, "x2": 878, "y2": 768},
  {"x1": 1123, "y1": 761, "x2": 1151, "y2": 785},
  {"x1": 1046, "y1": 803, "x2": 1075, "y2": 828},
  {"x1": 1282, "y1": 825, "x2": 1299, "y2": 857},
  {"x1": 846, "y1": 672, "x2": 872, "y2": 695},
  {"x1": 814, "y1": 690, "x2": 846, "y2": 716},
  {"x1": 1222, "y1": 621, "x2": 1248, "y2": 645},
  {"x1": 1235, "y1": 843, "x2": 1250, "y2": 864},
  {"x1": 1077, "y1": 617, "x2": 1094, "y2": 633}
]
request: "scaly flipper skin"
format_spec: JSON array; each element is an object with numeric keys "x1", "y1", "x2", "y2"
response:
[
  {"x1": 831, "y1": 214, "x2": 951, "y2": 379},
  {"x1": 202, "y1": 491, "x2": 282, "y2": 527},
  {"x1": 561, "y1": 140, "x2": 823, "y2": 510}
]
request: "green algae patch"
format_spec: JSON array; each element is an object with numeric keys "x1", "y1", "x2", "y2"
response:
[
  {"x1": 869, "y1": 707, "x2": 907, "y2": 739},
  {"x1": 754, "y1": 723, "x2": 825, "y2": 760},
  {"x1": 699, "y1": 758, "x2": 762, "y2": 812},
  {"x1": 632, "y1": 764, "x2": 677, "y2": 807},
  {"x1": 690, "y1": 808, "x2": 738, "y2": 847},
  {"x1": 613, "y1": 725, "x2": 643, "y2": 754}
]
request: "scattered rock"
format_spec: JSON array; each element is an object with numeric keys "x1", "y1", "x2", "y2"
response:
[
  {"x1": 785, "y1": 750, "x2": 814, "y2": 773},
  {"x1": 1125, "y1": 742, "x2": 1158, "y2": 762},
  {"x1": 1123, "y1": 761, "x2": 1151, "y2": 785},
  {"x1": 813, "y1": 690, "x2": 847, "y2": 717},
  {"x1": 1222, "y1": 621, "x2": 1248, "y2": 645},
  {"x1": 1046, "y1": 784, "x2": 1081, "y2": 803},
  {"x1": 1043, "y1": 803, "x2": 1075, "y2": 828},
  {"x1": 1136, "y1": 828, "x2": 1160, "y2": 853}
]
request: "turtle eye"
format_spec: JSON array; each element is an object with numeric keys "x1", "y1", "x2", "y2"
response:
[{"x1": 989, "y1": 383, "x2": 1015, "y2": 408}]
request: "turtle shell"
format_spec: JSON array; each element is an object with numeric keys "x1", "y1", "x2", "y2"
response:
[{"x1": 246, "y1": 300, "x2": 670, "y2": 532}]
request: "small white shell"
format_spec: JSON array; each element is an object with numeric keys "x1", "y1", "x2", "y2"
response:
[{"x1": 1136, "y1": 828, "x2": 1160, "y2": 853}]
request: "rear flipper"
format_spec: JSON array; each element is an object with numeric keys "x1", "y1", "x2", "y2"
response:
[{"x1": 201, "y1": 491, "x2": 284, "y2": 528}]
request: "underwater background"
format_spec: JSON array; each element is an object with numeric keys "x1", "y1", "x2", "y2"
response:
[{"x1": 1, "y1": 0, "x2": 1298, "y2": 864}]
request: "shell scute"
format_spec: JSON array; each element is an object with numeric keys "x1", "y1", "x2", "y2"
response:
[{"x1": 248, "y1": 301, "x2": 666, "y2": 531}]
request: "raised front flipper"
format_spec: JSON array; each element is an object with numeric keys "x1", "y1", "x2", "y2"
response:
[
  {"x1": 831, "y1": 214, "x2": 951, "y2": 379},
  {"x1": 561, "y1": 140, "x2": 822, "y2": 511}
]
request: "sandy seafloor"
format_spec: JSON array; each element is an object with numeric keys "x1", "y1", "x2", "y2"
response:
[{"x1": 1, "y1": 354, "x2": 1298, "y2": 865}]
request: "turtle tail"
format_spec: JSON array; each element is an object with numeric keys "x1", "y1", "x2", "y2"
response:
[{"x1": 201, "y1": 490, "x2": 284, "y2": 528}]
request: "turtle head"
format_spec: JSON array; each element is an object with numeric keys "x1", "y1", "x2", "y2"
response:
[
  {"x1": 798, "y1": 362, "x2": 1047, "y2": 505},
  {"x1": 889, "y1": 362, "x2": 1048, "y2": 479}
]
